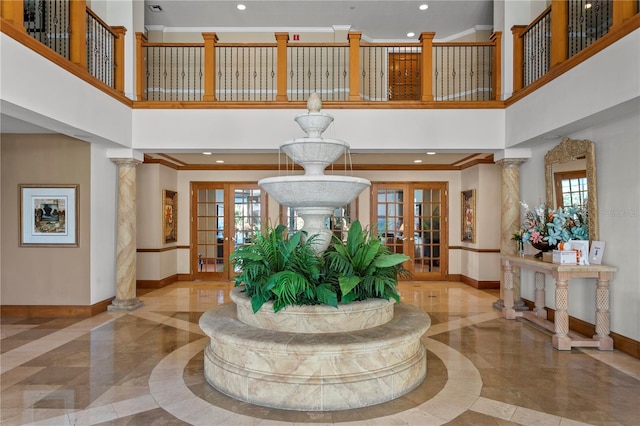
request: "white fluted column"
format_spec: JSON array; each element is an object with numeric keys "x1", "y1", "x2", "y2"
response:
[
  {"x1": 108, "y1": 158, "x2": 143, "y2": 311},
  {"x1": 493, "y1": 158, "x2": 528, "y2": 312}
]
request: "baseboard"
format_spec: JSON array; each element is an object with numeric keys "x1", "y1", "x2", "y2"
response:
[
  {"x1": 522, "y1": 298, "x2": 639, "y2": 359},
  {"x1": 137, "y1": 274, "x2": 179, "y2": 289},
  {"x1": 447, "y1": 274, "x2": 462, "y2": 282},
  {"x1": 178, "y1": 273, "x2": 192, "y2": 281},
  {"x1": 460, "y1": 275, "x2": 500, "y2": 289},
  {"x1": 1, "y1": 297, "x2": 115, "y2": 318}
]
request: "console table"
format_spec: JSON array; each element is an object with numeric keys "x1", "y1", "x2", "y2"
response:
[{"x1": 501, "y1": 255, "x2": 616, "y2": 351}]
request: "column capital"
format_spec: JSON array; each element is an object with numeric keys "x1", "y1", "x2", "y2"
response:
[
  {"x1": 108, "y1": 148, "x2": 144, "y2": 164},
  {"x1": 111, "y1": 158, "x2": 142, "y2": 167},
  {"x1": 496, "y1": 158, "x2": 528, "y2": 167}
]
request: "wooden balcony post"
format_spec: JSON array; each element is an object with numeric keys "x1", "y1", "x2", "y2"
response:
[
  {"x1": 347, "y1": 32, "x2": 362, "y2": 101},
  {"x1": 202, "y1": 32, "x2": 218, "y2": 102},
  {"x1": 612, "y1": 0, "x2": 638, "y2": 28},
  {"x1": 2, "y1": 0, "x2": 25, "y2": 30},
  {"x1": 135, "y1": 32, "x2": 147, "y2": 101},
  {"x1": 511, "y1": 25, "x2": 526, "y2": 93},
  {"x1": 550, "y1": 0, "x2": 568, "y2": 67},
  {"x1": 490, "y1": 31, "x2": 502, "y2": 101},
  {"x1": 275, "y1": 32, "x2": 289, "y2": 102},
  {"x1": 112, "y1": 26, "x2": 126, "y2": 94},
  {"x1": 69, "y1": 0, "x2": 87, "y2": 68},
  {"x1": 419, "y1": 32, "x2": 435, "y2": 102}
]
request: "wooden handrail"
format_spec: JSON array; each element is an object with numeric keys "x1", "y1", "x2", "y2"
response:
[
  {"x1": 521, "y1": 5, "x2": 552, "y2": 36},
  {"x1": 86, "y1": 7, "x2": 119, "y2": 37}
]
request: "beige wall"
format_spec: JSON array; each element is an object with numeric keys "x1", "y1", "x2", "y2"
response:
[
  {"x1": 1, "y1": 135, "x2": 92, "y2": 305},
  {"x1": 135, "y1": 164, "x2": 502, "y2": 281}
]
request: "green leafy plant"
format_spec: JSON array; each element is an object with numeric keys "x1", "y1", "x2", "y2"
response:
[
  {"x1": 229, "y1": 220, "x2": 409, "y2": 313},
  {"x1": 229, "y1": 224, "x2": 336, "y2": 313},
  {"x1": 324, "y1": 220, "x2": 409, "y2": 304}
]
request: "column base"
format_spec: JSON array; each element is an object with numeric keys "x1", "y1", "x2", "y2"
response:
[
  {"x1": 593, "y1": 335, "x2": 614, "y2": 351},
  {"x1": 492, "y1": 299, "x2": 504, "y2": 310},
  {"x1": 108, "y1": 297, "x2": 144, "y2": 312}
]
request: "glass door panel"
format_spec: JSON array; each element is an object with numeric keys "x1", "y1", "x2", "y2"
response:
[
  {"x1": 191, "y1": 182, "x2": 265, "y2": 281},
  {"x1": 372, "y1": 182, "x2": 447, "y2": 280}
]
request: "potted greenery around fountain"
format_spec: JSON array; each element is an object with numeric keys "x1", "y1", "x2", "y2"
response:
[{"x1": 230, "y1": 220, "x2": 410, "y2": 314}]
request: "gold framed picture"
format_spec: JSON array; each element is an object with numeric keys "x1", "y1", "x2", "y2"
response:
[
  {"x1": 163, "y1": 190, "x2": 178, "y2": 243},
  {"x1": 461, "y1": 189, "x2": 476, "y2": 243}
]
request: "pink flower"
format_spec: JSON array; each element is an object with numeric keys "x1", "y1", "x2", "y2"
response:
[{"x1": 531, "y1": 232, "x2": 543, "y2": 244}]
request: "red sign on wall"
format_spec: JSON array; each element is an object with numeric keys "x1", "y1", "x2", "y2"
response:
[{"x1": 293, "y1": 34, "x2": 300, "y2": 41}]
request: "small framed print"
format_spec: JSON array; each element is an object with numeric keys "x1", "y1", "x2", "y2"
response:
[
  {"x1": 461, "y1": 189, "x2": 476, "y2": 243},
  {"x1": 589, "y1": 241, "x2": 605, "y2": 265},
  {"x1": 163, "y1": 190, "x2": 178, "y2": 243},
  {"x1": 20, "y1": 184, "x2": 79, "y2": 247}
]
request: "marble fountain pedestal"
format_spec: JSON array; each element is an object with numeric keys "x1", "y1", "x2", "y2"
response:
[{"x1": 199, "y1": 287, "x2": 431, "y2": 411}]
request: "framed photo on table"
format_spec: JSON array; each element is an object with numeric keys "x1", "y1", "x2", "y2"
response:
[
  {"x1": 163, "y1": 190, "x2": 178, "y2": 243},
  {"x1": 461, "y1": 189, "x2": 476, "y2": 243},
  {"x1": 20, "y1": 184, "x2": 79, "y2": 247}
]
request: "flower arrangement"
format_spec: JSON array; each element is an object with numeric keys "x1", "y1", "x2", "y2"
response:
[{"x1": 519, "y1": 202, "x2": 589, "y2": 246}]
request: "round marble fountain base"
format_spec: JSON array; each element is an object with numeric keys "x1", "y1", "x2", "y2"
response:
[{"x1": 199, "y1": 293, "x2": 431, "y2": 411}]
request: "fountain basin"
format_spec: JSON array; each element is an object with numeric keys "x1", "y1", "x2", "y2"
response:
[
  {"x1": 199, "y1": 298, "x2": 430, "y2": 411},
  {"x1": 231, "y1": 286, "x2": 395, "y2": 333},
  {"x1": 258, "y1": 175, "x2": 371, "y2": 208},
  {"x1": 280, "y1": 138, "x2": 349, "y2": 175},
  {"x1": 294, "y1": 112, "x2": 334, "y2": 138}
]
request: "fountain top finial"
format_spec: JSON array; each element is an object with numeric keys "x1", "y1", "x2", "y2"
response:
[{"x1": 307, "y1": 93, "x2": 322, "y2": 113}]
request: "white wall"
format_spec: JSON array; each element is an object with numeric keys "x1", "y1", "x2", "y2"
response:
[
  {"x1": 90, "y1": 144, "x2": 118, "y2": 303},
  {"x1": 519, "y1": 111, "x2": 640, "y2": 341}
]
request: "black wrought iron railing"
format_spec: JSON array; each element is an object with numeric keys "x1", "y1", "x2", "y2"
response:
[
  {"x1": 433, "y1": 43, "x2": 494, "y2": 101},
  {"x1": 86, "y1": 9, "x2": 116, "y2": 88},
  {"x1": 522, "y1": 7, "x2": 551, "y2": 86},
  {"x1": 568, "y1": 0, "x2": 613, "y2": 57},
  {"x1": 24, "y1": 0, "x2": 70, "y2": 59},
  {"x1": 144, "y1": 44, "x2": 204, "y2": 101}
]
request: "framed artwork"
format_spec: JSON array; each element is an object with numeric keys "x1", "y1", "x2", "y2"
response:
[
  {"x1": 461, "y1": 189, "x2": 476, "y2": 243},
  {"x1": 20, "y1": 184, "x2": 79, "y2": 247},
  {"x1": 163, "y1": 190, "x2": 178, "y2": 243}
]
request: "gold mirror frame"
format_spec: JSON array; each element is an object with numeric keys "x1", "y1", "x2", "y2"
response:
[{"x1": 544, "y1": 137, "x2": 598, "y2": 241}]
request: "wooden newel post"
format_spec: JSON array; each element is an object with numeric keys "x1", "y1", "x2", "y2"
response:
[
  {"x1": 348, "y1": 32, "x2": 362, "y2": 101},
  {"x1": 490, "y1": 31, "x2": 502, "y2": 101},
  {"x1": 511, "y1": 25, "x2": 526, "y2": 93},
  {"x1": 419, "y1": 32, "x2": 435, "y2": 102},
  {"x1": 135, "y1": 32, "x2": 147, "y2": 101},
  {"x1": 275, "y1": 32, "x2": 289, "y2": 102},
  {"x1": 112, "y1": 26, "x2": 127, "y2": 94},
  {"x1": 612, "y1": 0, "x2": 638, "y2": 28},
  {"x1": 202, "y1": 32, "x2": 218, "y2": 102},
  {"x1": 550, "y1": 0, "x2": 568, "y2": 67},
  {"x1": 1, "y1": 0, "x2": 26, "y2": 30},
  {"x1": 70, "y1": 0, "x2": 87, "y2": 69}
]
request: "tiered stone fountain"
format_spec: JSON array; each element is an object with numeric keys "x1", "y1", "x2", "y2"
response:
[{"x1": 199, "y1": 94, "x2": 430, "y2": 411}]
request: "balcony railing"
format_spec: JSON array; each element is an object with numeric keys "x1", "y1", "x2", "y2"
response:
[
  {"x1": 512, "y1": 0, "x2": 637, "y2": 93},
  {"x1": 1, "y1": 0, "x2": 638, "y2": 106},
  {"x1": 135, "y1": 33, "x2": 500, "y2": 103}
]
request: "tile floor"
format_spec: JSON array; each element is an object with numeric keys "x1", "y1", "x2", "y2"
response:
[{"x1": 1, "y1": 281, "x2": 638, "y2": 425}]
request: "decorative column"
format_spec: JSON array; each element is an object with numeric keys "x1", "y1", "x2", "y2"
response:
[
  {"x1": 108, "y1": 158, "x2": 143, "y2": 311},
  {"x1": 493, "y1": 158, "x2": 528, "y2": 312}
]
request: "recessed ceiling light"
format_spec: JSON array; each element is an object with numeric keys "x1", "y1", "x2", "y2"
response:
[
  {"x1": 407, "y1": 32, "x2": 415, "y2": 38},
  {"x1": 216, "y1": 160, "x2": 225, "y2": 164},
  {"x1": 584, "y1": 2, "x2": 592, "y2": 9},
  {"x1": 148, "y1": 5, "x2": 163, "y2": 12},
  {"x1": 202, "y1": 152, "x2": 212, "y2": 155},
  {"x1": 426, "y1": 151, "x2": 436, "y2": 155},
  {"x1": 419, "y1": 4, "x2": 429, "y2": 11},
  {"x1": 413, "y1": 159, "x2": 423, "y2": 163},
  {"x1": 237, "y1": 4, "x2": 246, "y2": 11}
]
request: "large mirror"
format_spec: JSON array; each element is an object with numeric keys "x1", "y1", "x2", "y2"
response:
[{"x1": 544, "y1": 137, "x2": 598, "y2": 241}]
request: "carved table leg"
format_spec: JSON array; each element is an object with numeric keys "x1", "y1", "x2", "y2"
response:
[
  {"x1": 552, "y1": 277, "x2": 572, "y2": 350},
  {"x1": 502, "y1": 261, "x2": 516, "y2": 319},
  {"x1": 534, "y1": 271, "x2": 547, "y2": 319},
  {"x1": 594, "y1": 273, "x2": 614, "y2": 350}
]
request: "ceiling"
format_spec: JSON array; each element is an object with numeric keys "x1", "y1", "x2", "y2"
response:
[
  {"x1": 1, "y1": 0, "x2": 496, "y2": 167},
  {"x1": 143, "y1": 0, "x2": 494, "y2": 42}
]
